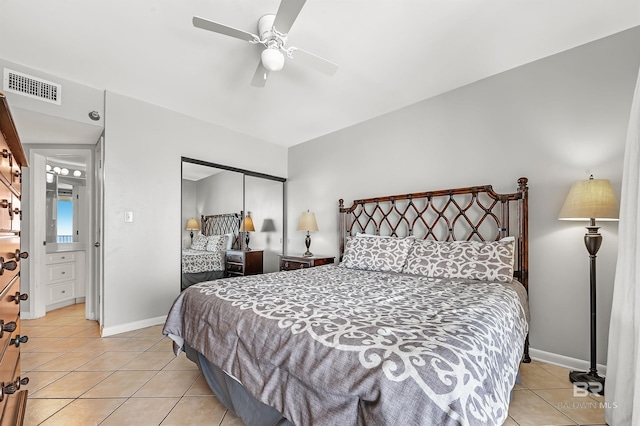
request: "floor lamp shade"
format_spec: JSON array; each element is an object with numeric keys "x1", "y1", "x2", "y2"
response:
[
  {"x1": 297, "y1": 211, "x2": 318, "y2": 257},
  {"x1": 559, "y1": 176, "x2": 619, "y2": 395},
  {"x1": 559, "y1": 178, "x2": 619, "y2": 221}
]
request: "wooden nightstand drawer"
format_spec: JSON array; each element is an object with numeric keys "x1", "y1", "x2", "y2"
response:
[
  {"x1": 280, "y1": 259, "x2": 310, "y2": 270},
  {"x1": 279, "y1": 255, "x2": 335, "y2": 271}
]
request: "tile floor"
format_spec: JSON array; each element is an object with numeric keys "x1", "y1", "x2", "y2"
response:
[{"x1": 21, "y1": 303, "x2": 607, "y2": 425}]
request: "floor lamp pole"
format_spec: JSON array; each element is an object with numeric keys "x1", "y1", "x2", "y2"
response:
[{"x1": 569, "y1": 218, "x2": 605, "y2": 395}]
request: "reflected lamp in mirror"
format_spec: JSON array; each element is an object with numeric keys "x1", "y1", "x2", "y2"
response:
[
  {"x1": 297, "y1": 211, "x2": 318, "y2": 257},
  {"x1": 240, "y1": 216, "x2": 255, "y2": 251},
  {"x1": 558, "y1": 175, "x2": 619, "y2": 395},
  {"x1": 185, "y1": 218, "x2": 200, "y2": 245}
]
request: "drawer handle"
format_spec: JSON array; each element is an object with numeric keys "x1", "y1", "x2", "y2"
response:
[
  {"x1": 0, "y1": 257, "x2": 17, "y2": 275},
  {"x1": 9, "y1": 291, "x2": 28, "y2": 304},
  {"x1": 284, "y1": 262, "x2": 289, "y2": 269},
  {"x1": 10, "y1": 335, "x2": 28, "y2": 347},
  {"x1": 12, "y1": 249, "x2": 28, "y2": 263},
  {"x1": 0, "y1": 320, "x2": 16, "y2": 339},
  {"x1": 0, "y1": 200, "x2": 20, "y2": 218},
  {"x1": 1, "y1": 149, "x2": 12, "y2": 167}
]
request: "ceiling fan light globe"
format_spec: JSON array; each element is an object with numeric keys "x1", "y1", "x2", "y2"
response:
[{"x1": 261, "y1": 48, "x2": 285, "y2": 72}]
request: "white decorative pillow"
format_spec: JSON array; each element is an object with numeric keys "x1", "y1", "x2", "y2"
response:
[
  {"x1": 402, "y1": 238, "x2": 515, "y2": 283},
  {"x1": 225, "y1": 233, "x2": 235, "y2": 249},
  {"x1": 206, "y1": 234, "x2": 228, "y2": 252},
  {"x1": 340, "y1": 236, "x2": 414, "y2": 273},
  {"x1": 190, "y1": 234, "x2": 208, "y2": 251}
]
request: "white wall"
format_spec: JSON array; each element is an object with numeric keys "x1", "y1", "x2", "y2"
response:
[
  {"x1": 102, "y1": 91, "x2": 287, "y2": 334},
  {"x1": 181, "y1": 179, "x2": 196, "y2": 248},
  {"x1": 286, "y1": 27, "x2": 640, "y2": 366},
  {"x1": 195, "y1": 170, "x2": 244, "y2": 219}
]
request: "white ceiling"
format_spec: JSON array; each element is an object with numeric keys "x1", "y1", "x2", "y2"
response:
[{"x1": 1, "y1": 1, "x2": 639, "y2": 148}]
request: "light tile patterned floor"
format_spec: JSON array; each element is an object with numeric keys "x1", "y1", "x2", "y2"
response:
[{"x1": 22, "y1": 303, "x2": 607, "y2": 425}]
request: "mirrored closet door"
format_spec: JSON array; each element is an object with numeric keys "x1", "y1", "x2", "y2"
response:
[{"x1": 181, "y1": 158, "x2": 286, "y2": 289}]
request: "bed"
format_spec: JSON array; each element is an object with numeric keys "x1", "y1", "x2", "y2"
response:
[
  {"x1": 181, "y1": 213, "x2": 241, "y2": 290},
  {"x1": 165, "y1": 178, "x2": 530, "y2": 425}
]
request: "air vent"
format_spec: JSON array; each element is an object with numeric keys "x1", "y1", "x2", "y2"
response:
[{"x1": 3, "y1": 68, "x2": 62, "y2": 105}]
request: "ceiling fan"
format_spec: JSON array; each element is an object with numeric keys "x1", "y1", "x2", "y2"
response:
[{"x1": 193, "y1": 0, "x2": 338, "y2": 87}]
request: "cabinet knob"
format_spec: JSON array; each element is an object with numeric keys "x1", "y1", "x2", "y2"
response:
[
  {"x1": 0, "y1": 257, "x2": 17, "y2": 275},
  {"x1": 284, "y1": 262, "x2": 289, "y2": 269},
  {"x1": 13, "y1": 249, "x2": 28, "y2": 263},
  {"x1": 10, "y1": 335, "x2": 28, "y2": 347},
  {"x1": 0, "y1": 320, "x2": 16, "y2": 338},
  {"x1": 1, "y1": 149, "x2": 12, "y2": 167},
  {"x1": 9, "y1": 291, "x2": 28, "y2": 304}
]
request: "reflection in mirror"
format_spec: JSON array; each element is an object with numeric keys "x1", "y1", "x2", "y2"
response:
[
  {"x1": 181, "y1": 158, "x2": 286, "y2": 287},
  {"x1": 181, "y1": 162, "x2": 243, "y2": 249},
  {"x1": 45, "y1": 155, "x2": 87, "y2": 244},
  {"x1": 245, "y1": 175, "x2": 284, "y2": 273}
]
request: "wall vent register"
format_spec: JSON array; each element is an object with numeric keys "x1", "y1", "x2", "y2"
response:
[{"x1": 2, "y1": 68, "x2": 61, "y2": 105}]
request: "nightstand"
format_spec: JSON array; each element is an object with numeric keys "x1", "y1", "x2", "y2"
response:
[
  {"x1": 279, "y1": 255, "x2": 335, "y2": 271},
  {"x1": 225, "y1": 250, "x2": 263, "y2": 277}
]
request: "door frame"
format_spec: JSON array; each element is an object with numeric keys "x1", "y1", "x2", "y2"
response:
[{"x1": 25, "y1": 146, "x2": 97, "y2": 320}]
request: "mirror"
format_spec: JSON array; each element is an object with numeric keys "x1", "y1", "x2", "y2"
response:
[
  {"x1": 181, "y1": 158, "x2": 286, "y2": 282},
  {"x1": 45, "y1": 155, "x2": 87, "y2": 245}
]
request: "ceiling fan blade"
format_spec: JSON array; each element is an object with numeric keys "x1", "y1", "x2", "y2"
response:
[
  {"x1": 273, "y1": 0, "x2": 307, "y2": 34},
  {"x1": 289, "y1": 48, "x2": 338, "y2": 76},
  {"x1": 251, "y1": 62, "x2": 270, "y2": 87},
  {"x1": 193, "y1": 16, "x2": 256, "y2": 42}
]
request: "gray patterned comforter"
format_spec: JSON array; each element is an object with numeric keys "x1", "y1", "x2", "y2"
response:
[
  {"x1": 163, "y1": 265, "x2": 528, "y2": 426},
  {"x1": 181, "y1": 249, "x2": 224, "y2": 273}
]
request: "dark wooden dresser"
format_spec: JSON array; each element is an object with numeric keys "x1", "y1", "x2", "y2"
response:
[{"x1": 0, "y1": 93, "x2": 29, "y2": 425}]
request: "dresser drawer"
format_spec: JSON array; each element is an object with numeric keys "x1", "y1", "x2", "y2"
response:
[
  {"x1": 0, "y1": 237, "x2": 20, "y2": 294},
  {"x1": 46, "y1": 252, "x2": 77, "y2": 264},
  {"x1": 47, "y1": 282, "x2": 74, "y2": 305},
  {"x1": 0, "y1": 185, "x2": 14, "y2": 233},
  {"x1": 0, "y1": 277, "x2": 21, "y2": 367},
  {"x1": 47, "y1": 263, "x2": 76, "y2": 283}
]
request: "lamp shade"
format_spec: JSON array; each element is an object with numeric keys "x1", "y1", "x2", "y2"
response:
[
  {"x1": 185, "y1": 218, "x2": 200, "y2": 231},
  {"x1": 297, "y1": 211, "x2": 318, "y2": 232},
  {"x1": 240, "y1": 217, "x2": 255, "y2": 232},
  {"x1": 559, "y1": 178, "x2": 619, "y2": 221},
  {"x1": 261, "y1": 48, "x2": 285, "y2": 71}
]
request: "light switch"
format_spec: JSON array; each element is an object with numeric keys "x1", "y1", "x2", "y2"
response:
[{"x1": 124, "y1": 211, "x2": 134, "y2": 223}]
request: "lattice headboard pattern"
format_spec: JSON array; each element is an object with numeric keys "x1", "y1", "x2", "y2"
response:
[
  {"x1": 339, "y1": 177, "x2": 529, "y2": 290},
  {"x1": 201, "y1": 213, "x2": 241, "y2": 249}
]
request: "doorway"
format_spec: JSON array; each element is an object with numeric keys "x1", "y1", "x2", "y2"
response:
[{"x1": 23, "y1": 146, "x2": 101, "y2": 322}]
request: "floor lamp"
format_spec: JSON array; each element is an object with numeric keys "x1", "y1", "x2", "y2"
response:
[{"x1": 559, "y1": 175, "x2": 619, "y2": 395}]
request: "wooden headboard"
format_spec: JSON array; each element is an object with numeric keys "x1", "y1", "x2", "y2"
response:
[
  {"x1": 338, "y1": 177, "x2": 529, "y2": 292},
  {"x1": 201, "y1": 213, "x2": 241, "y2": 249}
]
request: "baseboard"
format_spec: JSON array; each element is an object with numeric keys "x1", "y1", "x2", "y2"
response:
[
  {"x1": 101, "y1": 315, "x2": 167, "y2": 337},
  {"x1": 529, "y1": 348, "x2": 607, "y2": 376}
]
